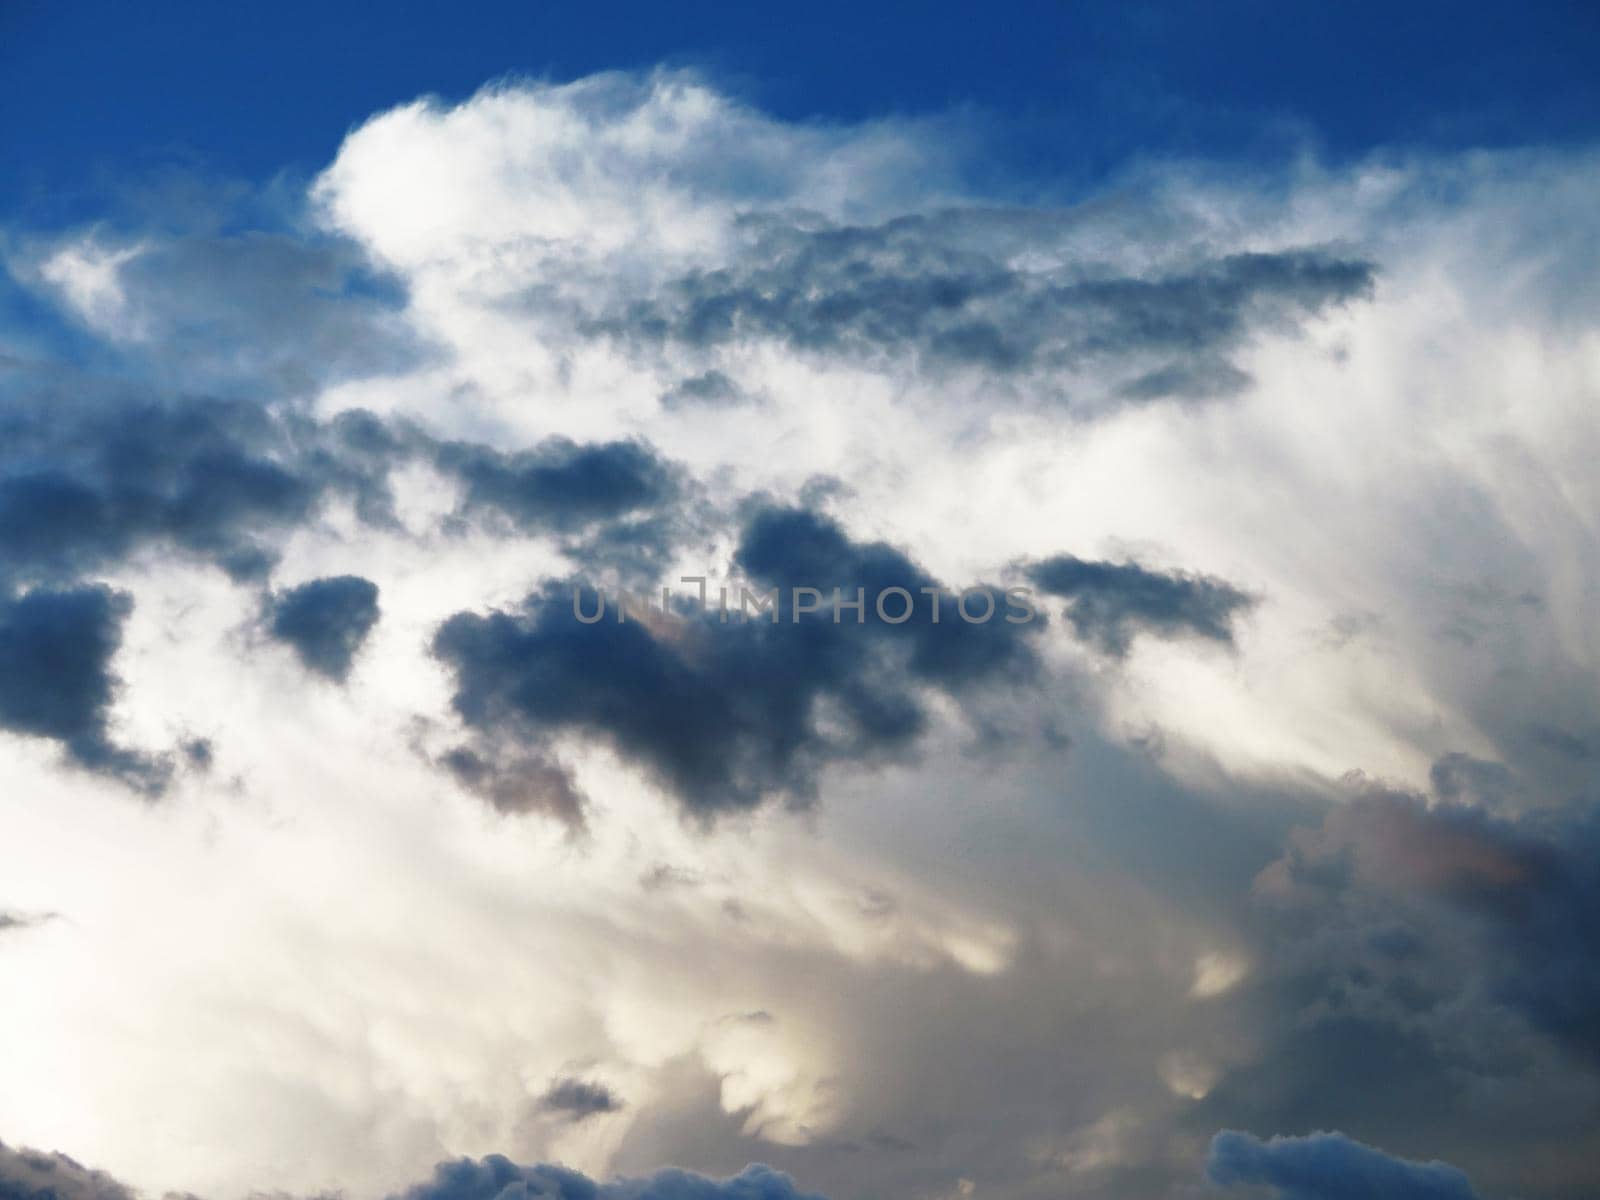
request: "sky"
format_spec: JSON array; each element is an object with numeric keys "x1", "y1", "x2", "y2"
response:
[{"x1": 1, "y1": 5, "x2": 1599, "y2": 1200}]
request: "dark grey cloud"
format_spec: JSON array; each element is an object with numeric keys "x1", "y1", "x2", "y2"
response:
[
  {"x1": 0, "y1": 1139, "x2": 135, "y2": 1200},
  {"x1": 1180, "y1": 770, "x2": 1600, "y2": 1197},
  {"x1": 1528, "y1": 724, "x2": 1597, "y2": 763},
  {"x1": 594, "y1": 211, "x2": 1374, "y2": 392},
  {"x1": 539, "y1": 1077, "x2": 624, "y2": 1120},
  {"x1": 0, "y1": 367, "x2": 394, "y2": 587},
  {"x1": 0, "y1": 1139, "x2": 823, "y2": 1200},
  {"x1": 1255, "y1": 779, "x2": 1600, "y2": 1064},
  {"x1": 1024, "y1": 554, "x2": 1253, "y2": 655},
  {"x1": 0, "y1": 585, "x2": 168, "y2": 792},
  {"x1": 1208, "y1": 1130, "x2": 1478, "y2": 1200},
  {"x1": 564, "y1": 512, "x2": 691, "y2": 588},
  {"x1": 435, "y1": 437, "x2": 679, "y2": 536},
  {"x1": 432, "y1": 506, "x2": 1041, "y2": 816},
  {"x1": 0, "y1": 355, "x2": 703, "y2": 792},
  {"x1": 0, "y1": 354, "x2": 690, "y2": 599},
  {"x1": 267, "y1": 575, "x2": 381, "y2": 682},
  {"x1": 1428, "y1": 752, "x2": 1517, "y2": 809},
  {"x1": 396, "y1": 1160, "x2": 823, "y2": 1200},
  {"x1": 429, "y1": 433, "x2": 692, "y2": 588},
  {"x1": 429, "y1": 434, "x2": 693, "y2": 585}
]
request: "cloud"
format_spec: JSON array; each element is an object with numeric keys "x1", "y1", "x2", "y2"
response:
[
  {"x1": 24, "y1": 224, "x2": 423, "y2": 398},
  {"x1": 0, "y1": 1140, "x2": 822, "y2": 1200},
  {"x1": 267, "y1": 575, "x2": 382, "y2": 682},
  {"x1": 1427, "y1": 753, "x2": 1516, "y2": 809},
  {"x1": 397, "y1": 1159, "x2": 830, "y2": 1200},
  {"x1": 0, "y1": 585, "x2": 167, "y2": 792},
  {"x1": 436, "y1": 744, "x2": 586, "y2": 828},
  {"x1": 660, "y1": 371, "x2": 758, "y2": 412},
  {"x1": 435, "y1": 437, "x2": 681, "y2": 537},
  {"x1": 0, "y1": 911, "x2": 56, "y2": 936},
  {"x1": 1024, "y1": 554, "x2": 1253, "y2": 656},
  {"x1": 431, "y1": 505, "x2": 1040, "y2": 816},
  {"x1": 5, "y1": 67, "x2": 1600, "y2": 1200},
  {"x1": 0, "y1": 356, "x2": 685, "y2": 598},
  {"x1": 0, "y1": 1139, "x2": 135, "y2": 1200},
  {"x1": 1207, "y1": 1130, "x2": 1478, "y2": 1200},
  {"x1": 540, "y1": 1078, "x2": 625, "y2": 1121},
  {"x1": 596, "y1": 221, "x2": 1374, "y2": 388},
  {"x1": 0, "y1": 377, "x2": 353, "y2": 586},
  {"x1": 1254, "y1": 777, "x2": 1600, "y2": 1066},
  {"x1": 311, "y1": 71, "x2": 963, "y2": 276}
]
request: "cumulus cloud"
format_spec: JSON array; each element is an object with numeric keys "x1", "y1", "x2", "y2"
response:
[{"x1": 398, "y1": 1161, "x2": 826, "y2": 1200}]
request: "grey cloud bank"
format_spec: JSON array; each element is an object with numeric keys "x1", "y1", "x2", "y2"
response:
[
  {"x1": 1207, "y1": 1130, "x2": 1479, "y2": 1200},
  {"x1": 593, "y1": 214, "x2": 1375, "y2": 399},
  {"x1": 0, "y1": 1135, "x2": 1484, "y2": 1200}
]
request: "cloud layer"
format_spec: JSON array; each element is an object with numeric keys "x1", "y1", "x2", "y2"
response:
[{"x1": 1, "y1": 70, "x2": 1598, "y2": 1200}]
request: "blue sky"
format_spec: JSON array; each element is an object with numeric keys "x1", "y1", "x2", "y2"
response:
[{"x1": 6, "y1": 0, "x2": 1600, "y2": 223}]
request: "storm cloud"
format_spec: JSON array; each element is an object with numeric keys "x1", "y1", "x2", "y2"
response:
[
  {"x1": 1254, "y1": 776, "x2": 1600, "y2": 1066},
  {"x1": 432, "y1": 505, "x2": 1041, "y2": 816}
]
